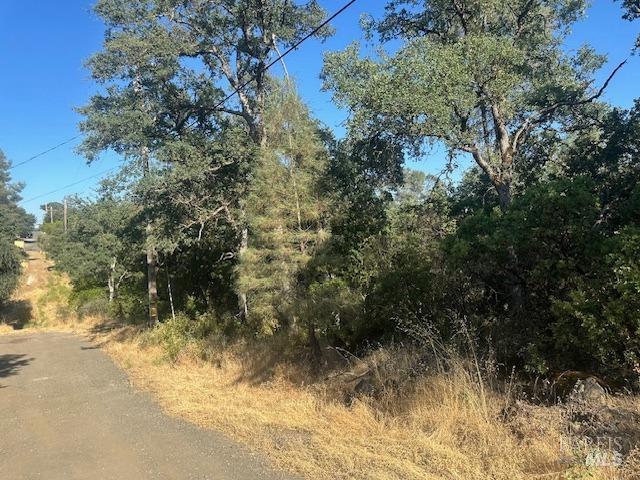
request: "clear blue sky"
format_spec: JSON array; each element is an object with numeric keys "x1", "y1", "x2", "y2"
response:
[{"x1": 0, "y1": 0, "x2": 638, "y2": 223}]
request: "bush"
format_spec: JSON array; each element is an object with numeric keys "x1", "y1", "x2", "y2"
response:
[
  {"x1": 443, "y1": 177, "x2": 640, "y2": 378},
  {"x1": 68, "y1": 287, "x2": 149, "y2": 324},
  {"x1": 69, "y1": 287, "x2": 108, "y2": 318},
  {"x1": 551, "y1": 226, "x2": 640, "y2": 380},
  {"x1": 110, "y1": 291, "x2": 147, "y2": 324},
  {"x1": 0, "y1": 240, "x2": 21, "y2": 304},
  {"x1": 144, "y1": 312, "x2": 221, "y2": 362},
  {"x1": 78, "y1": 297, "x2": 112, "y2": 320}
]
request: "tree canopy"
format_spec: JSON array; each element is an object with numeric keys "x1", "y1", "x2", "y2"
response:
[
  {"x1": 0, "y1": 151, "x2": 35, "y2": 239},
  {"x1": 322, "y1": 0, "x2": 621, "y2": 209},
  {"x1": 0, "y1": 149, "x2": 34, "y2": 304},
  {"x1": 34, "y1": 0, "x2": 640, "y2": 382}
]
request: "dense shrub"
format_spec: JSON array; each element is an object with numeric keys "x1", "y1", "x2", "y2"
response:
[
  {"x1": 551, "y1": 225, "x2": 640, "y2": 379},
  {"x1": 444, "y1": 177, "x2": 640, "y2": 378},
  {"x1": 144, "y1": 312, "x2": 221, "y2": 362},
  {"x1": 0, "y1": 240, "x2": 21, "y2": 304},
  {"x1": 69, "y1": 287, "x2": 107, "y2": 310}
]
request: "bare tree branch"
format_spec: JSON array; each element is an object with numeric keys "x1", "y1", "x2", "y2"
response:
[{"x1": 511, "y1": 60, "x2": 627, "y2": 151}]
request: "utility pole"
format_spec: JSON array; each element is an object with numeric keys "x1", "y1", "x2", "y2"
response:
[
  {"x1": 63, "y1": 199, "x2": 68, "y2": 233},
  {"x1": 49, "y1": 205, "x2": 53, "y2": 224}
]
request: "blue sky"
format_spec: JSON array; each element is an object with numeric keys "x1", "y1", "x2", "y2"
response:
[{"x1": 0, "y1": 0, "x2": 638, "y2": 222}]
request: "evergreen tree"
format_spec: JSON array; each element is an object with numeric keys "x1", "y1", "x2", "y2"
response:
[{"x1": 238, "y1": 80, "x2": 330, "y2": 336}]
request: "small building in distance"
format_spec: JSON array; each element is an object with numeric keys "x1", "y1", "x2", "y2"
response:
[{"x1": 14, "y1": 232, "x2": 39, "y2": 252}]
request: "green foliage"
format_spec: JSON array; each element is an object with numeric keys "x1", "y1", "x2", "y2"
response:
[
  {"x1": 37, "y1": 0, "x2": 640, "y2": 385},
  {"x1": 141, "y1": 125, "x2": 255, "y2": 255},
  {"x1": 0, "y1": 150, "x2": 35, "y2": 240},
  {"x1": 147, "y1": 314, "x2": 192, "y2": 362},
  {"x1": 0, "y1": 149, "x2": 33, "y2": 304},
  {"x1": 445, "y1": 177, "x2": 603, "y2": 370},
  {"x1": 0, "y1": 239, "x2": 21, "y2": 304},
  {"x1": 84, "y1": 0, "x2": 332, "y2": 148},
  {"x1": 238, "y1": 80, "x2": 331, "y2": 335},
  {"x1": 69, "y1": 287, "x2": 111, "y2": 319},
  {"x1": 552, "y1": 226, "x2": 640, "y2": 377},
  {"x1": 41, "y1": 196, "x2": 142, "y2": 298},
  {"x1": 619, "y1": 0, "x2": 640, "y2": 48},
  {"x1": 357, "y1": 186, "x2": 457, "y2": 342},
  {"x1": 323, "y1": 0, "x2": 607, "y2": 208},
  {"x1": 111, "y1": 290, "x2": 148, "y2": 324},
  {"x1": 442, "y1": 101, "x2": 640, "y2": 376},
  {"x1": 144, "y1": 312, "x2": 219, "y2": 362}
]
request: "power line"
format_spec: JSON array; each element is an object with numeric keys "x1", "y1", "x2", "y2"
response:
[
  {"x1": 213, "y1": 0, "x2": 358, "y2": 112},
  {"x1": 12, "y1": 1, "x2": 357, "y2": 172},
  {"x1": 9, "y1": 134, "x2": 83, "y2": 171},
  {"x1": 15, "y1": 1, "x2": 358, "y2": 201},
  {"x1": 19, "y1": 166, "x2": 118, "y2": 205}
]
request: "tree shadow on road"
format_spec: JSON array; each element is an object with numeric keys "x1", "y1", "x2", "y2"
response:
[
  {"x1": 0, "y1": 354, "x2": 32, "y2": 387},
  {"x1": 84, "y1": 320, "x2": 140, "y2": 347},
  {"x1": 0, "y1": 300, "x2": 33, "y2": 330}
]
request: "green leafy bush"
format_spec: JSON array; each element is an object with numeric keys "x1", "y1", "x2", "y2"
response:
[
  {"x1": 552, "y1": 226, "x2": 640, "y2": 379},
  {"x1": 442, "y1": 177, "x2": 640, "y2": 378},
  {"x1": 144, "y1": 312, "x2": 221, "y2": 362},
  {"x1": 69, "y1": 287, "x2": 108, "y2": 317},
  {"x1": 0, "y1": 240, "x2": 21, "y2": 304}
]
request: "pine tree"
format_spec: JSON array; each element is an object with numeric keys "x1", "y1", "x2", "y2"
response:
[{"x1": 238, "y1": 80, "x2": 330, "y2": 335}]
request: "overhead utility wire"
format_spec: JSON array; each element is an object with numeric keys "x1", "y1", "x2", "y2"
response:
[
  {"x1": 212, "y1": 0, "x2": 358, "y2": 111},
  {"x1": 9, "y1": 134, "x2": 83, "y2": 171},
  {"x1": 19, "y1": 167, "x2": 119, "y2": 205},
  {"x1": 16, "y1": 0, "x2": 358, "y2": 200}
]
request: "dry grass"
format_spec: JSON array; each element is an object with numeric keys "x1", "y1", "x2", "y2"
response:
[
  {"x1": 98, "y1": 333, "x2": 640, "y2": 480},
  {"x1": 4, "y1": 251, "x2": 640, "y2": 479},
  {"x1": 0, "y1": 251, "x2": 105, "y2": 335},
  {"x1": 1, "y1": 251, "x2": 70, "y2": 332}
]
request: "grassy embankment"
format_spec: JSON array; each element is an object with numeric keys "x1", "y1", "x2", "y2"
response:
[{"x1": 2, "y1": 251, "x2": 639, "y2": 479}]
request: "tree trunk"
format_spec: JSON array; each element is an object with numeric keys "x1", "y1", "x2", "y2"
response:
[
  {"x1": 497, "y1": 181, "x2": 512, "y2": 212},
  {"x1": 238, "y1": 98, "x2": 266, "y2": 320},
  {"x1": 489, "y1": 103, "x2": 515, "y2": 212},
  {"x1": 139, "y1": 136, "x2": 158, "y2": 327},
  {"x1": 146, "y1": 223, "x2": 159, "y2": 327},
  {"x1": 108, "y1": 276, "x2": 115, "y2": 303},
  {"x1": 308, "y1": 322, "x2": 322, "y2": 372},
  {"x1": 166, "y1": 264, "x2": 176, "y2": 322},
  {"x1": 134, "y1": 70, "x2": 160, "y2": 328},
  {"x1": 238, "y1": 212, "x2": 249, "y2": 320},
  {"x1": 108, "y1": 257, "x2": 117, "y2": 303}
]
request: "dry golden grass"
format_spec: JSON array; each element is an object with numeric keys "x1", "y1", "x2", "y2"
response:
[
  {"x1": 0, "y1": 250, "x2": 103, "y2": 335},
  {"x1": 4, "y1": 251, "x2": 640, "y2": 479},
  {"x1": 99, "y1": 334, "x2": 639, "y2": 480},
  {"x1": 0, "y1": 251, "x2": 67, "y2": 332}
]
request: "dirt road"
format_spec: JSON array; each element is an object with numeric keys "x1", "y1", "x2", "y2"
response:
[{"x1": 0, "y1": 331, "x2": 292, "y2": 480}]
